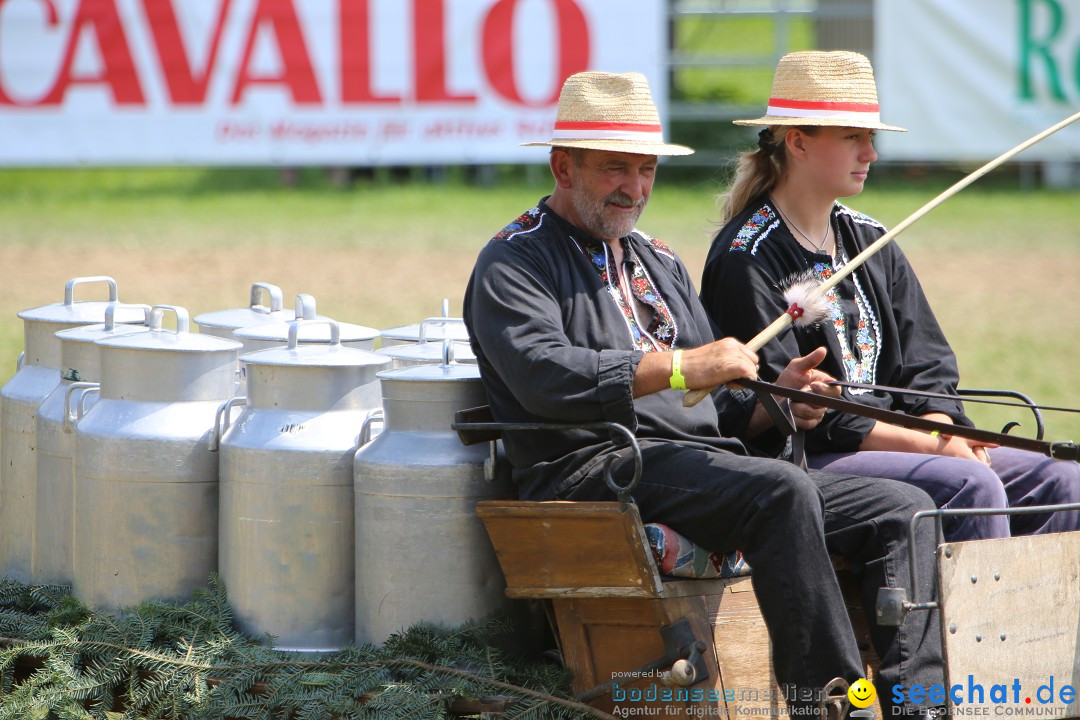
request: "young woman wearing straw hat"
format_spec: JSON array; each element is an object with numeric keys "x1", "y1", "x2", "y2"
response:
[{"x1": 699, "y1": 51, "x2": 1080, "y2": 542}]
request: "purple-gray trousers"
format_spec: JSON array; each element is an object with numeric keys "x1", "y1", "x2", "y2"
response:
[{"x1": 808, "y1": 447, "x2": 1080, "y2": 541}]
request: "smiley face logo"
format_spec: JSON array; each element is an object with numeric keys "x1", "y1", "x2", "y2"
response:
[{"x1": 848, "y1": 678, "x2": 876, "y2": 709}]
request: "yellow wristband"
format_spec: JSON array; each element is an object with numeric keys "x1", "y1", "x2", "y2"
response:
[{"x1": 669, "y1": 349, "x2": 687, "y2": 391}]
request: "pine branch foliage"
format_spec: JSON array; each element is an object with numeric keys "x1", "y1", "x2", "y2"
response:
[{"x1": 0, "y1": 575, "x2": 595, "y2": 720}]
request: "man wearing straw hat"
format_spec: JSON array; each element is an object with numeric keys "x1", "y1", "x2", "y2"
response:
[{"x1": 464, "y1": 71, "x2": 944, "y2": 716}]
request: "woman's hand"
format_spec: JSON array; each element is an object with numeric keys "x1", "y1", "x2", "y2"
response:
[{"x1": 776, "y1": 347, "x2": 838, "y2": 431}]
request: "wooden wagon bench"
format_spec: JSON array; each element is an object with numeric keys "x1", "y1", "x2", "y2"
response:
[{"x1": 453, "y1": 406, "x2": 880, "y2": 720}]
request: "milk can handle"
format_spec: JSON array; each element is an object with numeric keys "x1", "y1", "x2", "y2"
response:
[
  {"x1": 210, "y1": 397, "x2": 247, "y2": 451},
  {"x1": 63, "y1": 382, "x2": 100, "y2": 433},
  {"x1": 149, "y1": 305, "x2": 191, "y2": 333},
  {"x1": 103, "y1": 302, "x2": 152, "y2": 331},
  {"x1": 294, "y1": 293, "x2": 317, "y2": 320},
  {"x1": 64, "y1": 276, "x2": 118, "y2": 305},
  {"x1": 16, "y1": 351, "x2": 24, "y2": 371},
  {"x1": 417, "y1": 316, "x2": 465, "y2": 343},
  {"x1": 357, "y1": 408, "x2": 384, "y2": 447},
  {"x1": 288, "y1": 319, "x2": 340, "y2": 349},
  {"x1": 250, "y1": 283, "x2": 284, "y2": 313}
]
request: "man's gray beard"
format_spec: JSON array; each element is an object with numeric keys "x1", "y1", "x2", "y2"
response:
[{"x1": 569, "y1": 184, "x2": 645, "y2": 240}]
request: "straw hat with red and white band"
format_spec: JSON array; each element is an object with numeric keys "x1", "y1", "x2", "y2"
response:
[
  {"x1": 522, "y1": 71, "x2": 694, "y2": 156},
  {"x1": 734, "y1": 50, "x2": 907, "y2": 133}
]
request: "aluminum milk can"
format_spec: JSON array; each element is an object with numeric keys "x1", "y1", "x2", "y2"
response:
[
  {"x1": 34, "y1": 303, "x2": 151, "y2": 585},
  {"x1": 379, "y1": 299, "x2": 470, "y2": 348},
  {"x1": 375, "y1": 318, "x2": 476, "y2": 368},
  {"x1": 1, "y1": 276, "x2": 144, "y2": 582},
  {"x1": 353, "y1": 352, "x2": 511, "y2": 644},
  {"x1": 194, "y1": 282, "x2": 294, "y2": 339},
  {"x1": 217, "y1": 320, "x2": 391, "y2": 650},
  {"x1": 72, "y1": 306, "x2": 241, "y2": 611}
]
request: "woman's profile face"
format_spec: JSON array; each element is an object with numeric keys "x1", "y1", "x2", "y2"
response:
[{"x1": 797, "y1": 126, "x2": 879, "y2": 199}]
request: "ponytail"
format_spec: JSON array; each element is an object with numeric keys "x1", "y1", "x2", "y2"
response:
[{"x1": 719, "y1": 126, "x2": 808, "y2": 224}]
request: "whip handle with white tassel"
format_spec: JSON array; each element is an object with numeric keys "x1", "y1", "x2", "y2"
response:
[{"x1": 683, "y1": 107, "x2": 1080, "y2": 409}]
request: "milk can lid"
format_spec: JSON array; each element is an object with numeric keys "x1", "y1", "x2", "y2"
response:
[
  {"x1": 56, "y1": 323, "x2": 151, "y2": 345},
  {"x1": 235, "y1": 317, "x2": 380, "y2": 344},
  {"x1": 380, "y1": 317, "x2": 470, "y2": 344},
  {"x1": 194, "y1": 282, "x2": 297, "y2": 331},
  {"x1": 95, "y1": 306, "x2": 242, "y2": 354},
  {"x1": 242, "y1": 340, "x2": 393, "y2": 369},
  {"x1": 18, "y1": 276, "x2": 147, "y2": 325},
  {"x1": 194, "y1": 306, "x2": 296, "y2": 331},
  {"x1": 376, "y1": 361, "x2": 481, "y2": 383},
  {"x1": 376, "y1": 339, "x2": 476, "y2": 364},
  {"x1": 55, "y1": 303, "x2": 152, "y2": 344}
]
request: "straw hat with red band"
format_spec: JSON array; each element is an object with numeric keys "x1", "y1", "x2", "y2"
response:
[
  {"x1": 522, "y1": 71, "x2": 694, "y2": 156},
  {"x1": 735, "y1": 50, "x2": 907, "y2": 132}
]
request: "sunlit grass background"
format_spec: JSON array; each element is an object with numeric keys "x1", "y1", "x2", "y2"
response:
[{"x1": 1, "y1": 166, "x2": 1078, "y2": 442}]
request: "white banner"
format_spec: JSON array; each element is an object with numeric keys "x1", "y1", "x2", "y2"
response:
[
  {"x1": 0, "y1": 0, "x2": 667, "y2": 166},
  {"x1": 875, "y1": 0, "x2": 1080, "y2": 161}
]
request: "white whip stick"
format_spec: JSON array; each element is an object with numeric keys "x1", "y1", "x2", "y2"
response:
[{"x1": 683, "y1": 107, "x2": 1080, "y2": 409}]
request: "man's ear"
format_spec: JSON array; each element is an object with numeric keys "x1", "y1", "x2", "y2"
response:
[{"x1": 550, "y1": 149, "x2": 574, "y2": 189}]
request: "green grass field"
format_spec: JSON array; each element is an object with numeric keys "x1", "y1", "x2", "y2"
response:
[{"x1": 1, "y1": 167, "x2": 1078, "y2": 443}]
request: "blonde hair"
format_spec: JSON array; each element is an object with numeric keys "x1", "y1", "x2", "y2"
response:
[{"x1": 719, "y1": 126, "x2": 816, "y2": 224}]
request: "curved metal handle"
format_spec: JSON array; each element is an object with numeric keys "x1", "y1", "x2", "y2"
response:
[
  {"x1": 103, "y1": 302, "x2": 152, "y2": 331},
  {"x1": 250, "y1": 282, "x2": 284, "y2": 313},
  {"x1": 287, "y1": 319, "x2": 341, "y2": 349},
  {"x1": 958, "y1": 387, "x2": 1045, "y2": 440},
  {"x1": 449, "y1": 418, "x2": 642, "y2": 504},
  {"x1": 210, "y1": 396, "x2": 247, "y2": 451},
  {"x1": 294, "y1": 293, "x2": 317, "y2": 320},
  {"x1": 16, "y1": 351, "x2": 24, "y2": 371},
  {"x1": 149, "y1": 305, "x2": 191, "y2": 333},
  {"x1": 417, "y1": 316, "x2": 465, "y2": 343},
  {"x1": 357, "y1": 409, "x2": 385, "y2": 448},
  {"x1": 599, "y1": 423, "x2": 643, "y2": 503},
  {"x1": 63, "y1": 382, "x2": 100, "y2": 433},
  {"x1": 64, "y1": 276, "x2": 118, "y2": 305},
  {"x1": 441, "y1": 298, "x2": 450, "y2": 318}
]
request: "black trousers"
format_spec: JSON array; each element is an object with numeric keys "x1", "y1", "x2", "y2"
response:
[{"x1": 562, "y1": 442, "x2": 944, "y2": 716}]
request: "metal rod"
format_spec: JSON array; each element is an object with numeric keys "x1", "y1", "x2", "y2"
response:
[{"x1": 905, "y1": 502, "x2": 1080, "y2": 609}]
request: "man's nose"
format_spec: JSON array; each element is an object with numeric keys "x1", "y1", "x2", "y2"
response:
[{"x1": 620, "y1": 170, "x2": 648, "y2": 201}]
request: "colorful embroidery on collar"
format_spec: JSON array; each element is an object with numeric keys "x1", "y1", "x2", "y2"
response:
[
  {"x1": 730, "y1": 204, "x2": 778, "y2": 253},
  {"x1": 810, "y1": 247, "x2": 881, "y2": 389},
  {"x1": 572, "y1": 234, "x2": 677, "y2": 351},
  {"x1": 639, "y1": 232, "x2": 676, "y2": 261},
  {"x1": 836, "y1": 203, "x2": 885, "y2": 230},
  {"x1": 493, "y1": 205, "x2": 542, "y2": 242}
]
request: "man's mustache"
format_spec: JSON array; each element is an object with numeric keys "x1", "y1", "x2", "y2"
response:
[{"x1": 604, "y1": 191, "x2": 645, "y2": 208}]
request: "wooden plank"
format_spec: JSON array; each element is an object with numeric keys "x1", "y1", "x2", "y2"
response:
[
  {"x1": 506, "y1": 586, "x2": 656, "y2": 599},
  {"x1": 550, "y1": 600, "x2": 596, "y2": 696},
  {"x1": 555, "y1": 596, "x2": 726, "y2": 720},
  {"x1": 709, "y1": 587, "x2": 781, "y2": 713},
  {"x1": 938, "y1": 531, "x2": 1080, "y2": 714},
  {"x1": 476, "y1": 500, "x2": 664, "y2": 598}
]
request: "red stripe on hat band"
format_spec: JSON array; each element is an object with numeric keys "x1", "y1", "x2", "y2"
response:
[
  {"x1": 554, "y1": 121, "x2": 663, "y2": 132},
  {"x1": 768, "y1": 98, "x2": 879, "y2": 113}
]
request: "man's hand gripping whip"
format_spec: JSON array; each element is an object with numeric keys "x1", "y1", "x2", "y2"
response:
[{"x1": 683, "y1": 108, "x2": 1080, "y2": 409}]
